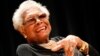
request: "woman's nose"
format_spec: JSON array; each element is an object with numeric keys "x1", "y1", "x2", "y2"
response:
[{"x1": 35, "y1": 17, "x2": 42, "y2": 25}]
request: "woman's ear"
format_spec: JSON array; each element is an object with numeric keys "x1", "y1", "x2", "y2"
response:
[{"x1": 18, "y1": 25, "x2": 27, "y2": 39}]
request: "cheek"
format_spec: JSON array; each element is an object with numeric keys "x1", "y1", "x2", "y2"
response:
[
  {"x1": 25, "y1": 27, "x2": 37, "y2": 42},
  {"x1": 48, "y1": 23, "x2": 51, "y2": 32},
  {"x1": 46, "y1": 20, "x2": 51, "y2": 31},
  {"x1": 44, "y1": 19, "x2": 51, "y2": 25},
  {"x1": 24, "y1": 26, "x2": 35, "y2": 37}
]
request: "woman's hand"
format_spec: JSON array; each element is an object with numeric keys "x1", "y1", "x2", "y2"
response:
[{"x1": 51, "y1": 35, "x2": 89, "y2": 56}]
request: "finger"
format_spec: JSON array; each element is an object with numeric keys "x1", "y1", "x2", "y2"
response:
[
  {"x1": 64, "y1": 40, "x2": 75, "y2": 56},
  {"x1": 68, "y1": 46, "x2": 75, "y2": 56},
  {"x1": 57, "y1": 39, "x2": 64, "y2": 45},
  {"x1": 51, "y1": 39, "x2": 65, "y2": 51},
  {"x1": 64, "y1": 46, "x2": 75, "y2": 56},
  {"x1": 51, "y1": 44, "x2": 62, "y2": 52}
]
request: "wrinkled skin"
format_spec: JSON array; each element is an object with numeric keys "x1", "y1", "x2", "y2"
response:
[{"x1": 19, "y1": 7, "x2": 51, "y2": 44}]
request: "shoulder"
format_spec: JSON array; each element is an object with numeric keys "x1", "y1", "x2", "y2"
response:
[
  {"x1": 17, "y1": 44, "x2": 30, "y2": 49},
  {"x1": 16, "y1": 44, "x2": 32, "y2": 53},
  {"x1": 16, "y1": 44, "x2": 38, "y2": 56}
]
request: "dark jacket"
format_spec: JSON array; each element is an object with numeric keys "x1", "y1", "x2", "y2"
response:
[{"x1": 16, "y1": 36, "x2": 100, "y2": 56}]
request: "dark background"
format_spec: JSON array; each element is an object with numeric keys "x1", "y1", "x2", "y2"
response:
[{"x1": 1, "y1": 0, "x2": 100, "y2": 56}]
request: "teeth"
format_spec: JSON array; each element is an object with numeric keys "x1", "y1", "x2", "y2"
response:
[{"x1": 37, "y1": 27, "x2": 45, "y2": 32}]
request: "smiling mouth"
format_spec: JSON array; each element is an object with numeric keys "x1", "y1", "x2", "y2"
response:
[{"x1": 36, "y1": 26, "x2": 47, "y2": 33}]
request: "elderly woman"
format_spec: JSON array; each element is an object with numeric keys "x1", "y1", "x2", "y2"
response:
[{"x1": 12, "y1": 0, "x2": 100, "y2": 56}]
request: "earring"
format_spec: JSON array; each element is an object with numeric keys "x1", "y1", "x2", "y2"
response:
[{"x1": 24, "y1": 35, "x2": 27, "y2": 38}]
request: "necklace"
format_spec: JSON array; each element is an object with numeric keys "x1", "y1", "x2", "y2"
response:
[{"x1": 39, "y1": 40, "x2": 57, "y2": 50}]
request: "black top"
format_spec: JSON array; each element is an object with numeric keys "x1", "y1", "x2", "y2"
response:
[{"x1": 16, "y1": 36, "x2": 100, "y2": 56}]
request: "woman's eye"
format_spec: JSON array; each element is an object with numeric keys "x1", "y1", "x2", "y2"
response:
[
  {"x1": 25, "y1": 17, "x2": 35, "y2": 24},
  {"x1": 39, "y1": 14, "x2": 46, "y2": 19},
  {"x1": 28, "y1": 18, "x2": 35, "y2": 22}
]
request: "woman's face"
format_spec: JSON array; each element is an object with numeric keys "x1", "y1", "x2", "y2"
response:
[{"x1": 21, "y1": 7, "x2": 51, "y2": 44}]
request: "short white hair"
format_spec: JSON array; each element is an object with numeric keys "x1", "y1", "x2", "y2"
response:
[{"x1": 12, "y1": 0, "x2": 50, "y2": 30}]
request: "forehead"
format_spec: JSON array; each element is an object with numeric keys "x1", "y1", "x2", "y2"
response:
[
  {"x1": 25, "y1": 7, "x2": 42, "y2": 13},
  {"x1": 26, "y1": 7, "x2": 42, "y2": 14},
  {"x1": 22, "y1": 7, "x2": 43, "y2": 19}
]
